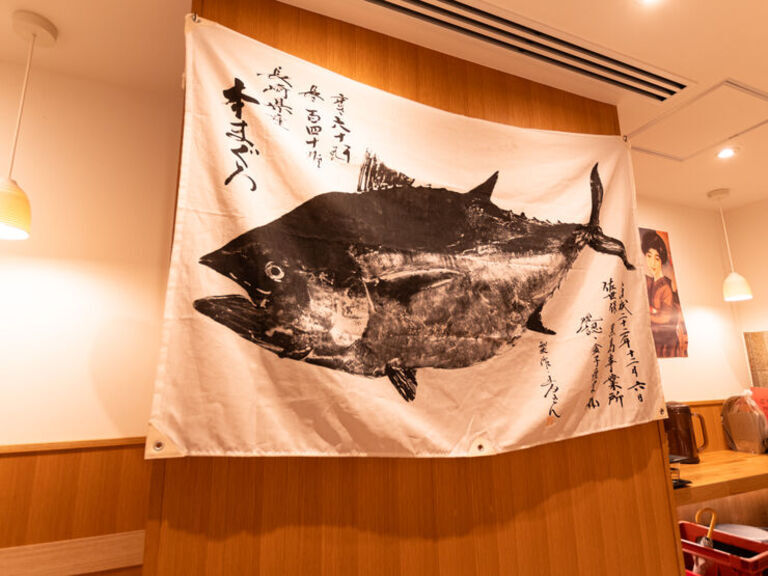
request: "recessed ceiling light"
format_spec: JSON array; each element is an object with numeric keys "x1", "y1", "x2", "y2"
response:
[{"x1": 717, "y1": 147, "x2": 737, "y2": 159}]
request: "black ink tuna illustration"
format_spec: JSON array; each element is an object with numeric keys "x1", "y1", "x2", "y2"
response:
[{"x1": 194, "y1": 155, "x2": 634, "y2": 401}]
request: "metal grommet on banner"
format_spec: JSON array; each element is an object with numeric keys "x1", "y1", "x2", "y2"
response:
[
  {"x1": 191, "y1": 13, "x2": 199, "y2": 23},
  {"x1": 470, "y1": 436, "x2": 492, "y2": 456},
  {"x1": 153, "y1": 440, "x2": 165, "y2": 452}
]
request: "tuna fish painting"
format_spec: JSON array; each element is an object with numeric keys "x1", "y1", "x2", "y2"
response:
[{"x1": 193, "y1": 154, "x2": 635, "y2": 402}]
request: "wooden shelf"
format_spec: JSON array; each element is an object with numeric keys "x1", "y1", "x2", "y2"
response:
[{"x1": 674, "y1": 450, "x2": 768, "y2": 506}]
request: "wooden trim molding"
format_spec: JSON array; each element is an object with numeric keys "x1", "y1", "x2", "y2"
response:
[
  {"x1": 685, "y1": 399, "x2": 726, "y2": 408},
  {"x1": 0, "y1": 530, "x2": 144, "y2": 576},
  {"x1": 0, "y1": 437, "x2": 146, "y2": 455}
]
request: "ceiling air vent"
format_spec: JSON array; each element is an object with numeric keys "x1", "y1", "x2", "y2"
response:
[{"x1": 362, "y1": 0, "x2": 686, "y2": 101}]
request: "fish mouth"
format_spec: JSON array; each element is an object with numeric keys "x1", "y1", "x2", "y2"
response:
[
  {"x1": 193, "y1": 295, "x2": 311, "y2": 359},
  {"x1": 198, "y1": 252, "x2": 274, "y2": 308}
]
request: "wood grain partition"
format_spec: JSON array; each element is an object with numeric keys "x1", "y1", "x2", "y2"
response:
[
  {"x1": 0, "y1": 442, "x2": 153, "y2": 575},
  {"x1": 145, "y1": 1, "x2": 685, "y2": 574}
]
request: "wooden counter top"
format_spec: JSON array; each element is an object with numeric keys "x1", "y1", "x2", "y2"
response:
[{"x1": 674, "y1": 450, "x2": 768, "y2": 506}]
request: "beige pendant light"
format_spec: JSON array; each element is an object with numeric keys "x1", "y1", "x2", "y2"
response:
[
  {"x1": 708, "y1": 188, "x2": 753, "y2": 302},
  {"x1": 0, "y1": 11, "x2": 58, "y2": 240}
]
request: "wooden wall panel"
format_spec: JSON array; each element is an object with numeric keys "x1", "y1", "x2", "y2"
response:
[
  {"x1": 90, "y1": 569, "x2": 143, "y2": 576},
  {"x1": 0, "y1": 530, "x2": 144, "y2": 576},
  {"x1": 0, "y1": 445, "x2": 153, "y2": 549},
  {"x1": 148, "y1": 423, "x2": 680, "y2": 575},
  {"x1": 195, "y1": 0, "x2": 619, "y2": 135},
  {"x1": 146, "y1": 1, "x2": 682, "y2": 574}
]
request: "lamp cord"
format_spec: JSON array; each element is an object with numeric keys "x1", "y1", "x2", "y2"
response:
[
  {"x1": 7, "y1": 32, "x2": 37, "y2": 180},
  {"x1": 718, "y1": 205, "x2": 736, "y2": 273}
]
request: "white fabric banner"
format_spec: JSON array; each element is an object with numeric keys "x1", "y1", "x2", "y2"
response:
[{"x1": 146, "y1": 15, "x2": 664, "y2": 458}]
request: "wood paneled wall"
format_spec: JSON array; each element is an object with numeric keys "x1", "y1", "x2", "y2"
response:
[
  {"x1": 0, "y1": 442, "x2": 153, "y2": 575},
  {"x1": 147, "y1": 423, "x2": 680, "y2": 576},
  {"x1": 144, "y1": 1, "x2": 684, "y2": 575},
  {"x1": 0, "y1": 443, "x2": 151, "y2": 548},
  {"x1": 195, "y1": 0, "x2": 619, "y2": 135}
]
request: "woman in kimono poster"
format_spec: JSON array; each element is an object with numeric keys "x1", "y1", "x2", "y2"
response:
[{"x1": 639, "y1": 228, "x2": 688, "y2": 357}]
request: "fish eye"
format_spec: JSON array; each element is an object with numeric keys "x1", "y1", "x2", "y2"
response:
[{"x1": 264, "y1": 261, "x2": 285, "y2": 282}]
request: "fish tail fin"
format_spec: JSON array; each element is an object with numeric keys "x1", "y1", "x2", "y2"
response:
[
  {"x1": 588, "y1": 163, "x2": 603, "y2": 229},
  {"x1": 585, "y1": 163, "x2": 635, "y2": 270},
  {"x1": 588, "y1": 233, "x2": 635, "y2": 270}
]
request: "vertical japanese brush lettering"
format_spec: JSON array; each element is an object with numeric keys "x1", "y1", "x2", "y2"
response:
[
  {"x1": 578, "y1": 313, "x2": 604, "y2": 410},
  {"x1": 222, "y1": 77, "x2": 259, "y2": 190},
  {"x1": 305, "y1": 107, "x2": 323, "y2": 167},
  {"x1": 579, "y1": 279, "x2": 647, "y2": 409},
  {"x1": 329, "y1": 93, "x2": 352, "y2": 164},
  {"x1": 618, "y1": 282, "x2": 646, "y2": 402},
  {"x1": 263, "y1": 66, "x2": 294, "y2": 126},
  {"x1": 602, "y1": 279, "x2": 624, "y2": 408},
  {"x1": 538, "y1": 341, "x2": 561, "y2": 420}
]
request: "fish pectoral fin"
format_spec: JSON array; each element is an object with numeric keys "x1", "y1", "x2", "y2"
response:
[
  {"x1": 374, "y1": 269, "x2": 462, "y2": 305},
  {"x1": 526, "y1": 303, "x2": 556, "y2": 335},
  {"x1": 385, "y1": 364, "x2": 418, "y2": 402},
  {"x1": 277, "y1": 346, "x2": 313, "y2": 360}
]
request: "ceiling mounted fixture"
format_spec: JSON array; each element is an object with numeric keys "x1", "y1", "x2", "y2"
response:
[
  {"x1": 361, "y1": 0, "x2": 686, "y2": 101},
  {"x1": 628, "y1": 80, "x2": 768, "y2": 162},
  {"x1": 707, "y1": 188, "x2": 752, "y2": 302},
  {"x1": 717, "y1": 146, "x2": 737, "y2": 159},
  {"x1": 0, "y1": 10, "x2": 58, "y2": 241}
]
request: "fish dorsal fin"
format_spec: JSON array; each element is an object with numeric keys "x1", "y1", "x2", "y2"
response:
[
  {"x1": 468, "y1": 172, "x2": 499, "y2": 201},
  {"x1": 357, "y1": 150, "x2": 415, "y2": 191}
]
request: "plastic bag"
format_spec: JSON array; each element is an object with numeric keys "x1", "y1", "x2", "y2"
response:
[{"x1": 721, "y1": 390, "x2": 768, "y2": 454}]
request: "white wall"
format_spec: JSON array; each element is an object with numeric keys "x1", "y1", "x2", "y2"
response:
[
  {"x1": 636, "y1": 196, "x2": 751, "y2": 401},
  {"x1": 0, "y1": 61, "x2": 182, "y2": 445},
  {"x1": 725, "y1": 198, "x2": 768, "y2": 334}
]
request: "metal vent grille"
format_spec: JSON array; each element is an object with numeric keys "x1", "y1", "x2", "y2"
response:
[{"x1": 363, "y1": 0, "x2": 686, "y2": 101}]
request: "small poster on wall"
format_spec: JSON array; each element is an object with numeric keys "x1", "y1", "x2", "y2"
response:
[
  {"x1": 639, "y1": 228, "x2": 688, "y2": 358},
  {"x1": 744, "y1": 331, "x2": 768, "y2": 387}
]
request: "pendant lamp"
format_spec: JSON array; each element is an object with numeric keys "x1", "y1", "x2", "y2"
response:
[
  {"x1": 0, "y1": 11, "x2": 58, "y2": 240},
  {"x1": 708, "y1": 188, "x2": 752, "y2": 302}
]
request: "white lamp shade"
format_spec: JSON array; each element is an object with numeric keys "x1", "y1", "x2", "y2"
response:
[
  {"x1": 723, "y1": 271, "x2": 752, "y2": 302},
  {"x1": 0, "y1": 177, "x2": 31, "y2": 240}
]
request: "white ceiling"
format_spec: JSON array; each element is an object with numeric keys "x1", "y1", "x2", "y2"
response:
[
  {"x1": 1, "y1": 0, "x2": 766, "y2": 210},
  {"x1": 0, "y1": 0, "x2": 190, "y2": 94}
]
